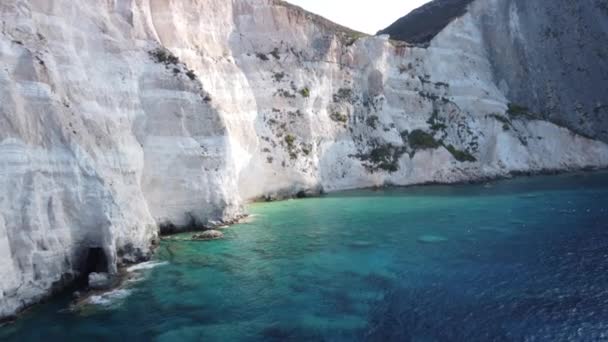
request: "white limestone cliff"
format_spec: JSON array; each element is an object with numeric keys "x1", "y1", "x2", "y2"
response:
[{"x1": 1, "y1": 0, "x2": 607, "y2": 319}]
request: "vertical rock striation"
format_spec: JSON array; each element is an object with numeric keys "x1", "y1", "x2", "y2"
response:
[
  {"x1": 0, "y1": 0, "x2": 607, "y2": 318},
  {"x1": 380, "y1": 0, "x2": 608, "y2": 141}
]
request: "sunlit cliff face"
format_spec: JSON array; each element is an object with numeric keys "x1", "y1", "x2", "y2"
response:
[{"x1": 1, "y1": 0, "x2": 607, "y2": 319}]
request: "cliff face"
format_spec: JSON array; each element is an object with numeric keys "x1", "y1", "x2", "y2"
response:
[
  {"x1": 0, "y1": 0, "x2": 243, "y2": 317},
  {"x1": 380, "y1": 0, "x2": 608, "y2": 142},
  {"x1": 1, "y1": 0, "x2": 607, "y2": 318}
]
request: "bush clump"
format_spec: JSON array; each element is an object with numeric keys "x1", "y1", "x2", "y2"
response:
[
  {"x1": 186, "y1": 70, "x2": 197, "y2": 81},
  {"x1": 369, "y1": 146, "x2": 400, "y2": 172},
  {"x1": 362, "y1": 144, "x2": 406, "y2": 173},
  {"x1": 366, "y1": 116, "x2": 380, "y2": 129},
  {"x1": 276, "y1": 89, "x2": 296, "y2": 98},
  {"x1": 445, "y1": 144, "x2": 477, "y2": 162},
  {"x1": 330, "y1": 112, "x2": 348, "y2": 123},
  {"x1": 408, "y1": 129, "x2": 441, "y2": 150},
  {"x1": 507, "y1": 103, "x2": 535, "y2": 118},
  {"x1": 333, "y1": 88, "x2": 353, "y2": 102},
  {"x1": 299, "y1": 87, "x2": 310, "y2": 98},
  {"x1": 256, "y1": 53, "x2": 269, "y2": 61},
  {"x1": 273, "y1": 72, "x2": 285, "y2": 82},
  {"x1": 285, "y1": 134, "x2": 296, "y2": 147},
  {"x1": 270, "y1": 48, "x2": 280, "y2": 60},
  {"x1": 150, "y1": 48, "x2": 179, "y2": 65},
  {"x1": 418, "y1": 91, "x2": 439, "y2": 101}
]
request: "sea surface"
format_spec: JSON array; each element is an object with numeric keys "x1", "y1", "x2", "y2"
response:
[{"x1": 2, "y1": 172, "x2": 608, "y2": 341}]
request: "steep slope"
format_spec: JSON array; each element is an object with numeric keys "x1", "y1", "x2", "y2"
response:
[
  {"x1": 378, "y1": 0, "x2": 474, "y2": 44},
  {"x1": 379, "y1": 0, "x2": 608, "y2": 142},
  {"x1": 1, "y1": 0, "x2": 607, "y2": 319},
  {"x1": 0, "y1": 0, "x2": 243, "y2": 318}
]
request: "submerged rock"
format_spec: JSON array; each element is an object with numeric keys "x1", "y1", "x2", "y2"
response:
[
  {"x1": 192, "y1": 230, "x2": 224, "y2": 241},
  {"x1": 417, "y1": 235, "x2": 448, "y2": 244}
]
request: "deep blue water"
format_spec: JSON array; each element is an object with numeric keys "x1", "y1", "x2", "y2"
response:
[{"x1": 2, "y1": 172, "x2": 608, "y2": 341}]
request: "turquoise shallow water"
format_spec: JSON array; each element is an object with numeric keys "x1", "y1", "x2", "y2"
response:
[{"x1": 2, "y1": 172, "x2": 608, "y2": 341}]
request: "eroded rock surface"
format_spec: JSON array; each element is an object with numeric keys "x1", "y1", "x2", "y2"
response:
[
  {"x1": 380, "y1": 0, "x2": 608, "y2": 141},
  {"x1": 1, "y1": 0, "x2": 607, "y2": 318}
]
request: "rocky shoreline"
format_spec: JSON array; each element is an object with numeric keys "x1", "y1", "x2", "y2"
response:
[
  {"x1": 5, "y1": 167, "x2": 608, "y2": 324},
  {"x1": 1, "y1": 0, "x2": 607, "y2": 321},
  {"x1": 253, "y1": 166, "x2": 608, "y2": 202}
]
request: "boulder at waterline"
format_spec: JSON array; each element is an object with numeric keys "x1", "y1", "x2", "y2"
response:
[{"x1": 192, "y1": 230, "x2": 224, "y2": 241}]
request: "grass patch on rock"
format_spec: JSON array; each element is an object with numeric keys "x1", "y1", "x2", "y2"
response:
[
  {"x1": 150, "y1": 48, "x2": 179, "y2": 65},
  {"x1": 333, "y1": 88, "x2": 353, "y2": 102},
  {"x1": 273, "y1": 72, "x2": 286, "y2": 82},
  {"x1": 299, "y1": 87, "x2": 310, "y2": 98},
  {"x1": 270, "y1": 48, "x2": 280, "y2": 60},
  {"x1": 507, "y1": 103, "x2": 537, "y2": 119},
  {"x1": 256, "y1": 53, "x2": 269, "y2": 61},
  {"x1": 186, "y1": 70, "x2": 197, "y2": 81},
  {"x1": 407, "y1": 129, "x2": 442, "y2": 150},
  {"x1": 359, "y1": 143, "x2": 407, "y2": 173},
  {"x1": 330, "y1": 112, "x2": 348, "y2": 123},
  {"x1": 366, "y1": 115, "x2": 380, "y2": 129},
  {"x1": 445, "y1": 144, "x2": 477, "y2": 162}
]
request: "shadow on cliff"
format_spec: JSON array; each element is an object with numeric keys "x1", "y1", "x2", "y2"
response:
[{"x1": 132, "y1": 44, "x2": 241, "y2": 234}]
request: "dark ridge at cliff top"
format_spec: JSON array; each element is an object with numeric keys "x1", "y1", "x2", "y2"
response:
[
  {"x1": 274, "y1": 1, "x2": 369, "y2": 40},
  {"x1": 377, "y1": 0, "x2": 474, "y2": 44}
]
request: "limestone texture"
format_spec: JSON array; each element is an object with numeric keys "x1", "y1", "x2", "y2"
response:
[{"x1": 1, "y1": 0, "x2": 607, "y2": 318}]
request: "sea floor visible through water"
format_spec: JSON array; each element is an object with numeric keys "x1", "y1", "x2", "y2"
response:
[{"x1": 2, "y1": 172, "x2": 608, "y2": 341}]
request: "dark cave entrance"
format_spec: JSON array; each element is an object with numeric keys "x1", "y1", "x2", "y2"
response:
[
  {"x1": 74, "y1": 247, "x2": 110, "y2": 289},
  {"x1": 73, "y1": 247, "x2": 110, "y2": 288},
  {"x1": 83, "y1": 247, "x2": 109, "y2": 275}
]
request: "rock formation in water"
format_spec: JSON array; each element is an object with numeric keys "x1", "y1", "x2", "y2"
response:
[{"x1": 1, "y1": 0, "x2": 607, "y2": 319}]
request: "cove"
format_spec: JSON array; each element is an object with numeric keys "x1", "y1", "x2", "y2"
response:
[{"x1": 2, "y1": 172, "x2": 608, "y2": 341}]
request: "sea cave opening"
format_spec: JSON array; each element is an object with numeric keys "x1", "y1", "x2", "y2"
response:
[{"x1": 80, "y1": 247, "x2": 109, "y2": 282}]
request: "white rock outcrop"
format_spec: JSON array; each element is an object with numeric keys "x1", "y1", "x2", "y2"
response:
[{"x1": 0, "y1": 0, "x2": 607, "y2": 318}]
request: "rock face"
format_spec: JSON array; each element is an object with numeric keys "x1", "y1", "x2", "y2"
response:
[
  {"x1": 380, "y1": 0, "x2": 608, "y2": 142},
  {"x1": 0, "y1": 0, "x2": 607, "y2": 318}
]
